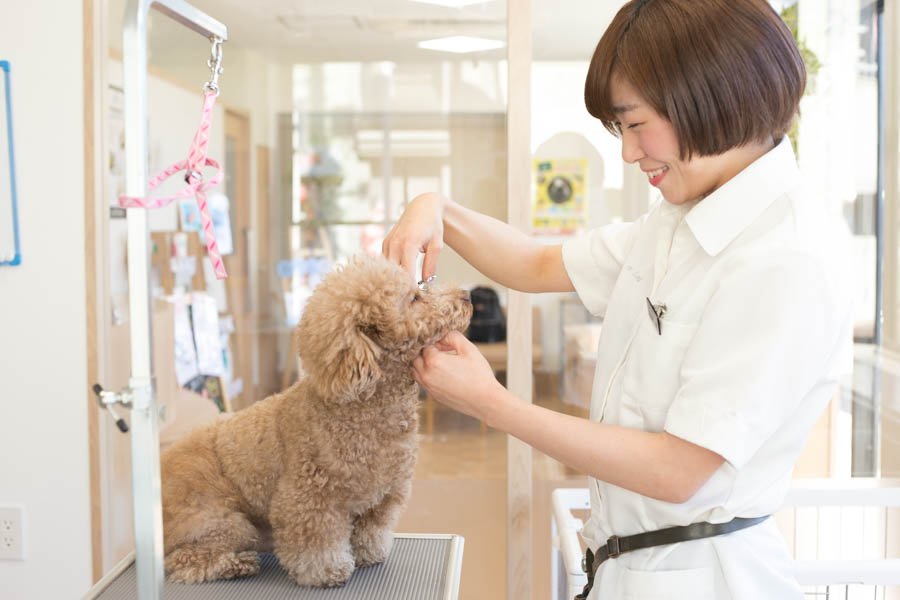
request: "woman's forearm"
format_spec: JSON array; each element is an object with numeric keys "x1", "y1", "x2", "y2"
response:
[
  {"x1": 482, "y1": 385, "x2": 724, "y2": 504},
  {"x1": 441, "y1": 197, "x2": 572, "y2": 293}
]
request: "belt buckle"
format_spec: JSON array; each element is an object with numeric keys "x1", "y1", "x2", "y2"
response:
[
  {"x1": 606, "y1": 535, "x2": 620, "y2": 558},
  {"x1": 581, "y1": 547, "x2": 594, "y2": 574}
]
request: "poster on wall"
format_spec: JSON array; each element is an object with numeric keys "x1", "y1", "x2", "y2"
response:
[
  {"x1": 190, "y1": 292, "x2": 225, "y2": 378},
  {"x1": 178, "y1": 198, "x2": 203, "y2": 232},
  {"x1": 172, "y1": 298, "x2": 200, "y2": 386},
  {"x1": 0, "y1": 60, "x2": 21, "y2": 266},
  {"x1": 207, "y1": 192, "x2": 233, "y2": 255},
  {"x1": 107, "y1": 85, "x2": 125, "y2": 209},
  {"x1": 532, "y1": 158, "x2": 587, "y2": 235}
]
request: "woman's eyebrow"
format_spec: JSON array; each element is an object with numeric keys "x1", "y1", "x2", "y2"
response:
[{"x1": 613, "y1": 103, "x2": 641, "y2": 114}]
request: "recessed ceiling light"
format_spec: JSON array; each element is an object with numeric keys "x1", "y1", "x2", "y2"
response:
[
  {"x1": 417, "y1": 35, "x2": 505, "y2": 53},
  {"x1": 410, "y1": 0, "x2": 493, "y2": 7}
]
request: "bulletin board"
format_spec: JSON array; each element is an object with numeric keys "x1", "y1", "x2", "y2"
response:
[{"x1": 0, "y1": 61, "x2": 21, "y2": 266}]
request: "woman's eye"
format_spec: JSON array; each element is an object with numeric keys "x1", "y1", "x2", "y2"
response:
[{"x1": 627, "y1": 122, "x2": 642, "y2": 129}]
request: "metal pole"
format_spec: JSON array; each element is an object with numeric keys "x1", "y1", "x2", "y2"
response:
[
  {"x1": 874, "y1": 0, "x2": 885, "y2": 348},
  {"x1": 121, "y1": 2, "x2": 226, "y2": 598}
]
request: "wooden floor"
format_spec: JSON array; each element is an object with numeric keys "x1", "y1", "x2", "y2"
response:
[{"x1": 397, "y1": 374, "x2": 589, "y2": 600}]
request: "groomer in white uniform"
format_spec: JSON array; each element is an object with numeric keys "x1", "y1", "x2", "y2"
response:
[{"x1": 384, "y1": 0, "x2": 853, "y2": 597}]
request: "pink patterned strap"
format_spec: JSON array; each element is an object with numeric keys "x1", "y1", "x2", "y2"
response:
[{"x1": 118, "y1": 92, "x2": 228, "y2": 280}]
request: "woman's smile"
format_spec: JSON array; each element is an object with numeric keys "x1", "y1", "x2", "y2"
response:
[{"x1": 644, "y1": 166, "x2": 669, "y2": 187}]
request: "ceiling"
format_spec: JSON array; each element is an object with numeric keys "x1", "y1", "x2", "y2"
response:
[{"x1": 108, "y1": 0, "x2": 620, "y2": 64}]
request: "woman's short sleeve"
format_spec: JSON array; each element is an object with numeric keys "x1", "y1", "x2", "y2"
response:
[{"x1": 561, "y1": 218, "x2": 645, "y2": 317}]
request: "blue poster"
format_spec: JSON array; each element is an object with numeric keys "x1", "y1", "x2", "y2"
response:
[{"x1": 0, "y1": 61, "x2": 21, "y2": 266}]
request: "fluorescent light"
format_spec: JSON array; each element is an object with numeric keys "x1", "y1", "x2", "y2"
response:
[
  {"x1": 417, "y1": 35, "x2": 505, "y2": 53},
  {"x1": 410, "y1": 0, "x2": 492, "y2": 7}
]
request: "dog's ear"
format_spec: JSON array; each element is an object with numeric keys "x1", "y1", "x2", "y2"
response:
[
  {"x1": 297, "y1": 320, "x2": 383, "y2": 401},
  {"x1": 331, "y1": 326, "x2": 383, "y2": 400}
]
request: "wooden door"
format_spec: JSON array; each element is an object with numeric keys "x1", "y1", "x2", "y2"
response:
[
  {"x1": 256, "y1": 144, "x2": 280, "y2": 398},
  {"x1": 224, "y1": 110, "x2": 256, "y2": 410}
]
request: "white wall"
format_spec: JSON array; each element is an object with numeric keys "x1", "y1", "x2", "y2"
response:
[{"x1": 0, "y1": 1, "x2": 93, "y2": 598}]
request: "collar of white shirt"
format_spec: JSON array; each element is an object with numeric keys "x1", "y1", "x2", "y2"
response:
[{"x1": 684, "y1": 137, "x2": 801, "y2": 256}]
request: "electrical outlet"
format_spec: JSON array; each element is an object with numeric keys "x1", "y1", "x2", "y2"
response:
[{"x1": 0, "y1": 505, "x2": 25, "y2": 560}]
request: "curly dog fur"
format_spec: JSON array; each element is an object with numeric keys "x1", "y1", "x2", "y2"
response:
[{"x1": 160, "y1": 254, "x2": 472, "y2": 586}]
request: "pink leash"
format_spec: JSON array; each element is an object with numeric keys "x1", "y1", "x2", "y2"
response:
[{"x1": 118, "y1": 91, "x2": 228, "y2": 279}]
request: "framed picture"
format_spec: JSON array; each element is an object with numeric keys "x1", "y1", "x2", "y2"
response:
[{"x1": 0, "y1": 61, "x2": 21, "y2": 266}]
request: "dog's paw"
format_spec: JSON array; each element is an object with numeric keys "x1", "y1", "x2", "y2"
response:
[
  {"x1": 285, "y1": 550, "x2": 355, "y2": 587},
  {"x1": 167, "y1": 564, "x2": 207, "y2": 584},
  {"x1": 166, "y1": 547, "x2": 209, "y2": 583},
  {"x1": 166, "y1": 548, "x2": 259, "y2": 583},
  {"x1": 216, "y1": 551, "x2": 261, "y2": 580},
  {"x1": 352, "y1": 529, "x2": 394, "y2": 568}
]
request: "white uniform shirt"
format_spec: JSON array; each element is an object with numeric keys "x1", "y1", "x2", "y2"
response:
[{"x1": 561, "y1": 138, "x2": 853, "y2": 600}]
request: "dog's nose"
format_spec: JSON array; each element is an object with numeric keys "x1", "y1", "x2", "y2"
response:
[{"x1": 460, "y1": 290, "x2": 471, "y2": 303}]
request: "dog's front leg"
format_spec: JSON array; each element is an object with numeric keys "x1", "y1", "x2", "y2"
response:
[
  {"x1": 351, "y1": 483, "x2": 410, "y2": 568},
  {"x1": 271, "y1": 505, "x2": 355, "y2": 588}
]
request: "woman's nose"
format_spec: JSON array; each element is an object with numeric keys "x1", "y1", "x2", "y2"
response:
[{"x1": 621, "y1": 132, "x2": 643, "y2": 164}]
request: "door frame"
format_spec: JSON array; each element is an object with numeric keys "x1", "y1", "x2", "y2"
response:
[
  {"x1": 83, "y1": 0, "x2": 108, "y2": 583},
  {"x1": 506, "y1": 1, "x2": 533, "y2": 598},
  {"x1": 223, "y1": 108, "x2": 256, "y2": 410}
]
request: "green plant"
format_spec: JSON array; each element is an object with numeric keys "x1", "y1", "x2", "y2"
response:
[{"x1": 781, "y1": 3, "x2": 822, "y2": 151}]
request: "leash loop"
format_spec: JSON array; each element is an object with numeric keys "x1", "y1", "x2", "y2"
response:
[{"x1": 118, "y1": 88, "x2": 228, "y2": 280}]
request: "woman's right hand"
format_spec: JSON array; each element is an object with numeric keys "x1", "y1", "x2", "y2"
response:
[{"x1": 382, "y1": 192, "x2": 446, "y2": 280}]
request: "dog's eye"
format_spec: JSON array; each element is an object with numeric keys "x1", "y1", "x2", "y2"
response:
[{"x1": 411, "y1": 294, "x2": 420, "y2": 303}]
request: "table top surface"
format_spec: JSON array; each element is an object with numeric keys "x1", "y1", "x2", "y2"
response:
[{"x1": 88, "y1": 534, "x2": 463, "y2": 600}]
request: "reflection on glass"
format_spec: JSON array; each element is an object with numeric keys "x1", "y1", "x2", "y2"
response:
[{"x1": 287, "y1": 63, "x2": 508, "y2": 265}]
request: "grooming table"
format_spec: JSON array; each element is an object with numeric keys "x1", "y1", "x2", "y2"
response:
[{"x1": 84, "y1": 534, "x2": 464, "y2": 600}]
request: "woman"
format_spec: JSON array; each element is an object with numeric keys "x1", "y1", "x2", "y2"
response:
[{"x1": 383, "y1": 0, "x2": 852, "y2": 597}]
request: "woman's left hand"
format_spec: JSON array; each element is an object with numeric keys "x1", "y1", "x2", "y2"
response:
[{"x1": 412, "y1": 330, "x2": 504, "y2": 422}]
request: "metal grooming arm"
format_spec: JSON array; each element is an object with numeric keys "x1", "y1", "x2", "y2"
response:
[{"x1": 120, "y1": 3, "x2": 227, "y2": 599}]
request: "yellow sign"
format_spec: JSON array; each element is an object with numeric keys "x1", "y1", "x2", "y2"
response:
[{"x1": 533, "y1": 158, "x2": 587, "y2": 235}]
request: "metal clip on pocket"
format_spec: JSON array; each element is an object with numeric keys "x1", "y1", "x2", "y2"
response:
[{"x1": 645, "y1": 297, "x2": 667, "y2": 335}]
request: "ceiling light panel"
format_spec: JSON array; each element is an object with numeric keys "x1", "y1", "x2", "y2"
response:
[
  {"x1": 417, "y1": 35, "x2": 504, "y2": 53},
  {"x1": 409, "y1": 0, "x2": 494, "y2": 7}
]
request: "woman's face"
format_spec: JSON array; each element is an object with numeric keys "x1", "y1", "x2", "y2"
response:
[{"x1": 608, "y1": 73, "x2": 747, "y2": 205}]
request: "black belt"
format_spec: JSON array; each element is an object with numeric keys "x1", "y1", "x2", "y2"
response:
[{"x1": 574, "y1": 516, "x2": 769, "y2": 600}]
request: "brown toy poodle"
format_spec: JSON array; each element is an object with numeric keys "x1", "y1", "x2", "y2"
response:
[{"x1": 160, "y1": 254, "x2": 472, "y2": 587}]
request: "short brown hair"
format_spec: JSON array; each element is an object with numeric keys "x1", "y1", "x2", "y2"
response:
[{"x1": 585, "y1": 0, "x2": 806, "y2": 159}]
